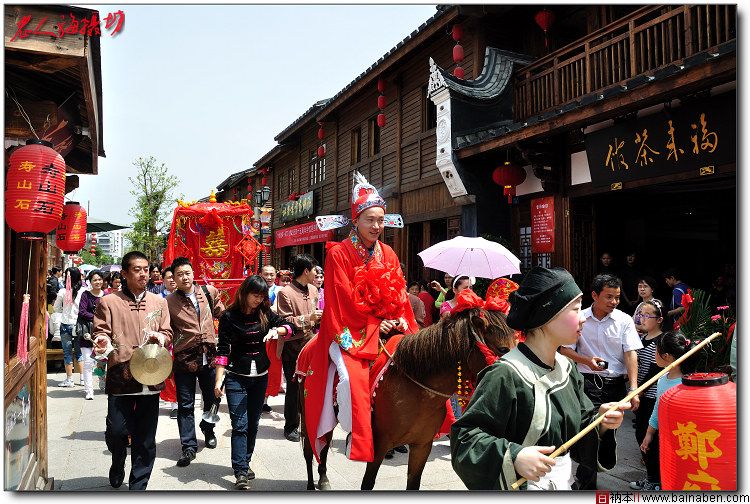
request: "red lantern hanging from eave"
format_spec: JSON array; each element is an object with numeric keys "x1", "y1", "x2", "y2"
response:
[
  {"x1": 492, "y1": 161, "x2": 527, "y2": 204},
  {"x1": 377, "y1": 113, "x2": 386, "y2": 128},
  {"x1": 5, "y1": 139, "x2": 66, "y2": 239},
  {"x1": 317, "y1": 145, "x2": 326, "y2": 158},
  {"x1": 56, "y1": 201, "x2": 88, "y2": 254},
  {"x1": 534, "y1": 9, "x2": 556, "y2": 48},
  {"x1": 659, "y1": 373, "x2": 736, "y2": 491}
]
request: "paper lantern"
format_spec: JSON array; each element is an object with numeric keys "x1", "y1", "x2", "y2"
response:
[
  {"x1": 453, "y1": 66, "x2": 465, "y2": 79},
  {"x1": 451, "y1": 24, "x2": 463, "y2": 41},
  {"x1": 534, "y1": 9, "x2": 555, "y2": 48},
  {"x1": 453, "y1": 43, "x2": 465, "y2": 63},
  {"x1": 377, "y1": 113, "x2": 386, "y2": 128},
  {"x1": 660, "y1": 373, "x2": 736, "y2": 491},
  {"x1": 377, "y1": 77, "x2": 385, "y2": 93},
  {"x1": 5, "y1": 139, "x2": 66, "y2": 239},
  {"x1": 492, "y1": 161, "x2": 527, "y2": 204},
  {"x1": 317, "y1": 125, "x2": 325, "y2": 140},
  {"x1": 55, "y1": 202, "x2": 88, "y2": 253},
  {"x1": 89, "y1": 244, "x2": 96, "y2": 255},
  {"x1": 377, "y1": 95, "x2": 387, "y2": 110},
  {"x1": 317, "y1": 145, "x2": 326, "y2": 158}
]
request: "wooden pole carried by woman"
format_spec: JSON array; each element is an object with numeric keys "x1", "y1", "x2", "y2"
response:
[{"x1": 510, "y1": 331, "x2": 721, "y2": 490}]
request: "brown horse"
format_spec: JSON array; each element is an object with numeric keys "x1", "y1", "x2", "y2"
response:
[{"x1": 298, "y1": 306, "x2": 516, "y2": 490}]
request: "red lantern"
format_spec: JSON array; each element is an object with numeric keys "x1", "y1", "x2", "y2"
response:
[
  {"x1": 55, "y1": 202, "x2": 88, "y2": 253},
  {"x1": 492, "y1": 161, "x2": 527, "y2": 204},
  {"x1": 90, "y1": 233, "x2": 97, "y2": 245},
  {"x1": 660, "y1": 373, "x2": 736, "y2": 491},
  {"x1": 317, "y1": 145, "x2": 326, "y2": 158},
  {"x1": 451, "y1": 24, "x2": 463, "y2": 41},
  {"x1": 89, "y1": 244, "x2": 96, "y2": 255},
  {"x1": 534, "y1": 9, "x2": 556, "y2": 48},
  {"x1": 453, "y1": 66, "x2": 465, "y2": 79},
  {"x1": 5, "y1": 139, "x2": 66, "y2": 239},
  {"x1": 453, "y1": 43, "x2": 465, "y2": 63},
  {"x1": 377, "y1": 95, "x2": 387, "y2": 110},
  {"x1": 377, "y1": 77, "x2": 385, "y2": 93},
  {"x1": 377, "y1": 113, "x2": 386, "y2": 128},
  {"x1": 261, "y1": 177, "x2": 268, "y2": 186},
  {"x1": 317, "y1": 125, "x2": 325, "y2": 140}
]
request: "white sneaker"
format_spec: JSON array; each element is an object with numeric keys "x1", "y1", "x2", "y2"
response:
[
  {"x1": 79, "y1": 377, "x2": 85, "y2": 386},
  {"x1": 85, "y1": 391, "x2": 94, "y2": 400},
  {"x1": 59, "y1": 378, "x2": 74, "y2": 388}
]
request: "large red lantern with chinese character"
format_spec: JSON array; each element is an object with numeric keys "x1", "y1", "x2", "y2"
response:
[
  {"x1": 660, "y1": 373, "x2": 736, "y2": 491},
  {"x1": 55, "y1": 202, "x2": 87, "y2": 253},
  {"x1": 5, "y1": 139, "x2": 66, "y2": 239},
  {"x1": 492, "y1": 161, "x2": 527, "y2": 204}
]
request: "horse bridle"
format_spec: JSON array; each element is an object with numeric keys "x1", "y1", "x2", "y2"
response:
[{"x1": 377, "y1": 324, "x2": 491, "y2": 400}]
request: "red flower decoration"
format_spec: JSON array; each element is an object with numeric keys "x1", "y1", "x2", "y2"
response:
[
  {"x1": 484, "y1": 296, "x2": 511, "y2": 315},
  {"x1": 352, "y1": 260, "x2": 406, "y2": 319},
  {"x1": 453, "y1": 289, "x2": 485, "y2": 314}
]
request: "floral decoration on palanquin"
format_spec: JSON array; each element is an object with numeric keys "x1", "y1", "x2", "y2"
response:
[{"x1": 352, "y1": 260, "x2": 407, "y2": 320}]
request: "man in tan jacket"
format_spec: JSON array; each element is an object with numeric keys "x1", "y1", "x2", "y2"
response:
[
  {"x1": 93, "y1": 251, "x2": 172, "y2": 491},
  {"x1": 166, "y1": 256, "x2": 225, "y2": 467},
  {"x1": 276, "y1": 253, "x2": 322, "y2": 442}
]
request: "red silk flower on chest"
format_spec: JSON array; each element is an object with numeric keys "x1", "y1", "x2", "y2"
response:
[{"x1": 352, "y1": 260, "x2": 407, "y2": 320}]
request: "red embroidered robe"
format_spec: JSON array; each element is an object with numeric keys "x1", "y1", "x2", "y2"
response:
[{"x1": 299, "y1": 236, "x2": 418, "y2": 462}]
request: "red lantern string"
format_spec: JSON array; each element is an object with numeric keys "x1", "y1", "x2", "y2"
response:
[
  {"x1": 317, "y1": 122, "x2": 326, "y2": 159},
  {"x1": 452, "y1": 24, "x2": 465, "y2": 79},
  {"x1": 377, "y1": 77, "x2": 387, "y2": 128}
]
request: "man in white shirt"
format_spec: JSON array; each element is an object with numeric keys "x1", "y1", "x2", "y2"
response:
[
  {"x1": 261, "y1": 265, "x2": 281, "y2": 307},
  {"x1": 559, "y1": 273, "x2": 642, "y2": 490}
]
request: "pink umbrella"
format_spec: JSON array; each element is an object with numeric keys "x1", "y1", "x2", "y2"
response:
[{"x1": 417, "y1": 236, "x2": 521, "y2": 279}]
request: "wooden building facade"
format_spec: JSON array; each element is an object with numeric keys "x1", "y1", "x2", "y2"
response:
[
  {"x1": 433, "y1": 4, "x2": 736, "y2": 305},
  {"x1": 215, "y1": 5, "x2": 736, "y2": 301},
  {"x1": 4, "y1": 4, "x2": 105, "y2": 490}
]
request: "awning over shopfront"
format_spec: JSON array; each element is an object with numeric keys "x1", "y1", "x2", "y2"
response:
[{"x1": 275, "y1": 221, "x2": 333, "y2": 249}]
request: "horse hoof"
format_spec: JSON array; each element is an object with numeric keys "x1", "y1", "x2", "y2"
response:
[
  {"x1": 307, "y1": 484, "x2": 316, "y2": 491},
  {"x1": 318, "y1": 477, "x2": 331, "y2": 491}
]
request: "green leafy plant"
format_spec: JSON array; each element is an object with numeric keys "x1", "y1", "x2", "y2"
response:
[{"x1": 675, "y1": 288, "x2": 735, "y2": 375}]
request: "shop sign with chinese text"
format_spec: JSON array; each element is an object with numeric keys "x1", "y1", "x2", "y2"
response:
[
  {"x1": 584, "y1": 91, "x2": 735, "y2": 188},
  {"x1": 531, "y1": 196, "x2": 555, "y2": 254},
  {"x1": 279, "y1": 191, "x2": 313, "y2": 223},
  {"x1": 275, "y1": 221, "x2": 333, "y2": 249}
]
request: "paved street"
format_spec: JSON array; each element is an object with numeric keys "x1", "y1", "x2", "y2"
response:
[{"x1": 47, "y1": 369, "x2": 647, "y2": 492}]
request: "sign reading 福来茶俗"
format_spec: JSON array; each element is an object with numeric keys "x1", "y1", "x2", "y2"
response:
[
  {"x1": 584, "y1": 91, "x2": 736, "y2": 188},
  {"x1": 279, "y1": 191, "x2": 314, "y2": 223}
]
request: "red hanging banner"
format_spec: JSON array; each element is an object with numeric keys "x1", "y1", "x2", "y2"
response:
[
  {"x1": 275, "y1": 221, "x2": 333, "y2": 249},
  {"x1": 531, "y1": 196, "x2": 555, "y2": 254}
]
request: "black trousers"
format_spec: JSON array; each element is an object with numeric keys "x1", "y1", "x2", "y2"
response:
[
  {"x1": 576, "y1": 374, "x2": 626, "y2": 490},
  {"x1": 174, "y1": 365, "x2": 217, "y2": 452},
  {"x1": 633, "y1": 396, "x2": 660, "y2": 483},
  {"x1": 105, "y1": 394, "x2": 159, "y2": 491},
  {"x1": 282, "y1": 358, "x2": 300, "y2": 435}
]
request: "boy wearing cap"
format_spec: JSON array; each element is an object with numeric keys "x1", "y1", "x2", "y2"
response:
[
  {"x1": 298, "y1": 171, "x2": 419, "y2": 463},
  {"x1": 451, "y1": 267, "x2": 627, "y2": 490}
]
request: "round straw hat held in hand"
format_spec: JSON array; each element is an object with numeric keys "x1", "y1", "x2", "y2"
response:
[{"x1": 129, "y1": 343, "x2": 172, "y2": 386}]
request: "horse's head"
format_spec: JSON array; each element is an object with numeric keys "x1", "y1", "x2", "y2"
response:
[{"x1": 444, "y1": 306, "x2": 517, "y2": 376}]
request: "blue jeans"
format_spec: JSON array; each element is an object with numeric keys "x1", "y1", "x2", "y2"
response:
[
  {"x1": 60, "y1": 323, "x2": 82, "y2": 366},
  {"x1": 174, "y1": 365, "x2": 217, "y2": 451},
  {"x1": 225, "y1": 373, "x2": 268, "y2": 476}
]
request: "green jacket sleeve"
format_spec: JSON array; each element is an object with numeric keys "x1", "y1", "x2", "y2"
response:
[
  {"x1": 450, "y1": 363, "x2": 525, "y2": 490},
  {"x1": 434, "y1": 290, "x2": 446, "y2": 309}
]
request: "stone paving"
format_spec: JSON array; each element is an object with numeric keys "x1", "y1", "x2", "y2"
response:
[{"x1": 46, "y1": 369, "x2": 645, "y2": 492}]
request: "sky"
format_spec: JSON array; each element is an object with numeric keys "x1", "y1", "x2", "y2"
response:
[{"x1": 69, "y1": 3, "x2": 439, "y2": 227}]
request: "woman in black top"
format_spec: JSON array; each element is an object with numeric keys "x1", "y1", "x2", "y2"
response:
[{"x1": 214, "y1": 275, "x2": 291, "y2": 490}]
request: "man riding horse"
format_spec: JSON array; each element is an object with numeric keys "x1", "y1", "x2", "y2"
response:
[{"x1": 298, "y1": 171, "x2": 419, "y2": 463}]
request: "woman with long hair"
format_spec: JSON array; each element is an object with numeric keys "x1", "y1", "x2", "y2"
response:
[
  {"x1": 214, "y1": 275, "x2": 292, "y2": 490},
  {"x1": 77, "y1": 270, "x2": 106, "y2": 399},
  {"x1": 105, "y1": 271, "x2": 122, "y2": 294},
  {"x1": 54, "y1": 267, "x2": 84, "y2": 387}
]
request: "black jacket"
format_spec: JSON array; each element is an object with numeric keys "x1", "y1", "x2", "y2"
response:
[{"x1": 216, "y1": 309, "x2": 289, "y2": 376}]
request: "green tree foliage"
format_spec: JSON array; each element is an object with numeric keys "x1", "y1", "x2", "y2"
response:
[
  {"x1": 124, "y1": 156, "x2": 179, "y2": 263},
  {"x1": 80, "y1": 244, "x2": 114, "y2": 267}
]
